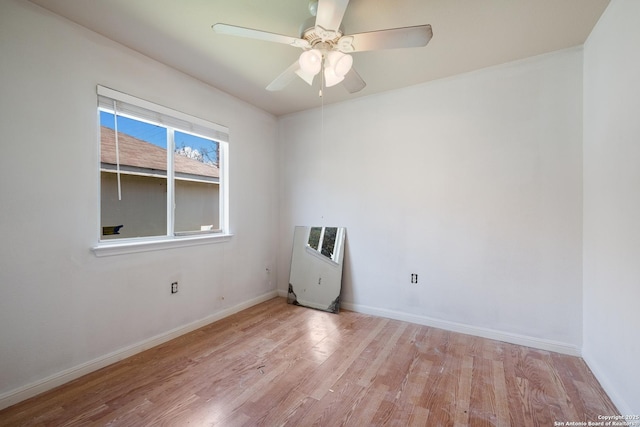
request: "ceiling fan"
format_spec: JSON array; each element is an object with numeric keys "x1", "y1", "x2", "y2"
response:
[{"x1": 212, "y1": 0, "x2": 433, "y2": 94}]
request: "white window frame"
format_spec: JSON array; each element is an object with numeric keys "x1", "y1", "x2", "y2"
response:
[
  {"x1": 305, "y1": 226, "x2": 344, "y2": 265},
  {"x1": 92, "y1": 86, "x2": 231, "y2": 257}
]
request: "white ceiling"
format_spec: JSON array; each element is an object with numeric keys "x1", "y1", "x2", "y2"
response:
[{"x1": 28, "y1": 0, "x2": 610, "y2": 116}]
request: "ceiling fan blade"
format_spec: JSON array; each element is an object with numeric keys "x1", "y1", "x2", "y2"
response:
[
  {"x1": 342, "y1": 67, "x2": 366, "y2": 93},
  {"x1": 315, "y1": 0, "x2": 350, "y2": 31},
  {"x1": 348, "y1": 24, "x2": 433, "y2": 52},
  {"x1": 213, "y1": 23, "x2": 309, "y2": 48},
  {"x1": 266, "y1": 61, "x2": 301, "y2": 91}
]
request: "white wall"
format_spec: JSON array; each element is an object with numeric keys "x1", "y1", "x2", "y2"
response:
[
  {"x1": 278, "y1": 48, "x2": 585, "y2": 354},
  {"x1": 0, "y1": 0, "x2": 278, "y2": 407},
  {"x1": 583, "y1": 0, "x2": 640, "y2": 414}
]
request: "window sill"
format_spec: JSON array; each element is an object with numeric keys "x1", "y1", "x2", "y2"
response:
[
  {"x1": 305, "y1": 245, "x2": 340, "y2": 267},
  {"x1": 92, "y1": 233, "x2": 233, "y2": 257}
]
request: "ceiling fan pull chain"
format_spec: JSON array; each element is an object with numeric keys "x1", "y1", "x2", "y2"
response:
[
  {"x1": 319, "y1": 55, "x2": 325, "y2": 97},
  {"x1": 321, "y1": 66, "x2": 325, "y2": 148}
]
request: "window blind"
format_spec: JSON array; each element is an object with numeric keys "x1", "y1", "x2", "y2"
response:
[{"x1": 97, "y1": 85, "x2": 229, "y2": 143}]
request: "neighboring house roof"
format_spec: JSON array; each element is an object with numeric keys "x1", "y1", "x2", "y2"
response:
[{"x1": 100, "y1": 126, "x2": 219, "y2": 179}]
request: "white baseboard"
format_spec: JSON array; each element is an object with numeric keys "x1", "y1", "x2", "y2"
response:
[
  {"x1": 0, "y1": 291, "x2": 278, "y2": 411},
  {"x1": 340, "y1": 301, "x2": 581, "y2": 357},
  {"x1": 582, "y1": 352, "x2": 633, "y2": 415},
  {"x1": 275, "y1": 290, "x2": 581, "y2": 356}
]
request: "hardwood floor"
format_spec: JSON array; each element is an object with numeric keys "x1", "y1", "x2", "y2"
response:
[{"x1": 0, "y1": 297, "x2": 619, "y2": 426}]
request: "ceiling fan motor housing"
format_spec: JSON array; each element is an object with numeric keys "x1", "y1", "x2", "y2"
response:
[{"x1": 300, "y1": 15, "x2": 345, "y2": 49}]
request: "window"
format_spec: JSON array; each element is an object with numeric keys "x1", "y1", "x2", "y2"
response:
[
  {"x1": 95, "y1": 86, "x2": 229, "y2": 253},
  {"x1": 307, "y1": 226, "x2": 343, "y2": 263}
]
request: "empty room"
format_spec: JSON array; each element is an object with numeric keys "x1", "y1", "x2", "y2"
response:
[{"x1": 0, "y1": 0, "x2": 638, "y2": 425}]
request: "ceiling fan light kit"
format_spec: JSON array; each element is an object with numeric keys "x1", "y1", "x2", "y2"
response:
[
  {"x1": 296, "y1": 48, "x2": 353, "y2": 87},
  {"x1": 212, "y1": 0, "x2": 432, "y2": 94}
]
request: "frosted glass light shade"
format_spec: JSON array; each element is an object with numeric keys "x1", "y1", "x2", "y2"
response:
[
  {"x1": 326, "y1": 51, "x2": 353, "y2": 77},
  {"x1": 324, "y1": 66, "x2": 344, "y2": 87},
  {"x1": 295, "y1": 68, "x2": 316, "y2": 86},
  {"x1": 299, "y1": 49, "x2": 322, "y2": 75}
]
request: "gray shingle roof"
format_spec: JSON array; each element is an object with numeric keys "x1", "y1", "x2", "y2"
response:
[{"x1": 100, "y1": 126, "x2": 219, "y2": 178}]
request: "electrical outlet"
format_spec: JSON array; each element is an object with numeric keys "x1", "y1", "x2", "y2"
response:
[
  {"x1": 411, "y1": 273, "x2": 418, "y2": 284},
  {"x1": 171, "y1": 282, "x2": 178, "y2": 294},
  {"x1": 265, "y1": 266, "x2": 272, "y2": 287}
]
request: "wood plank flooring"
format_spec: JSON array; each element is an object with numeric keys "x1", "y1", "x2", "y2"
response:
[{"x1": 0, "y1": 297, "x2": 619, "y2": 426}]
